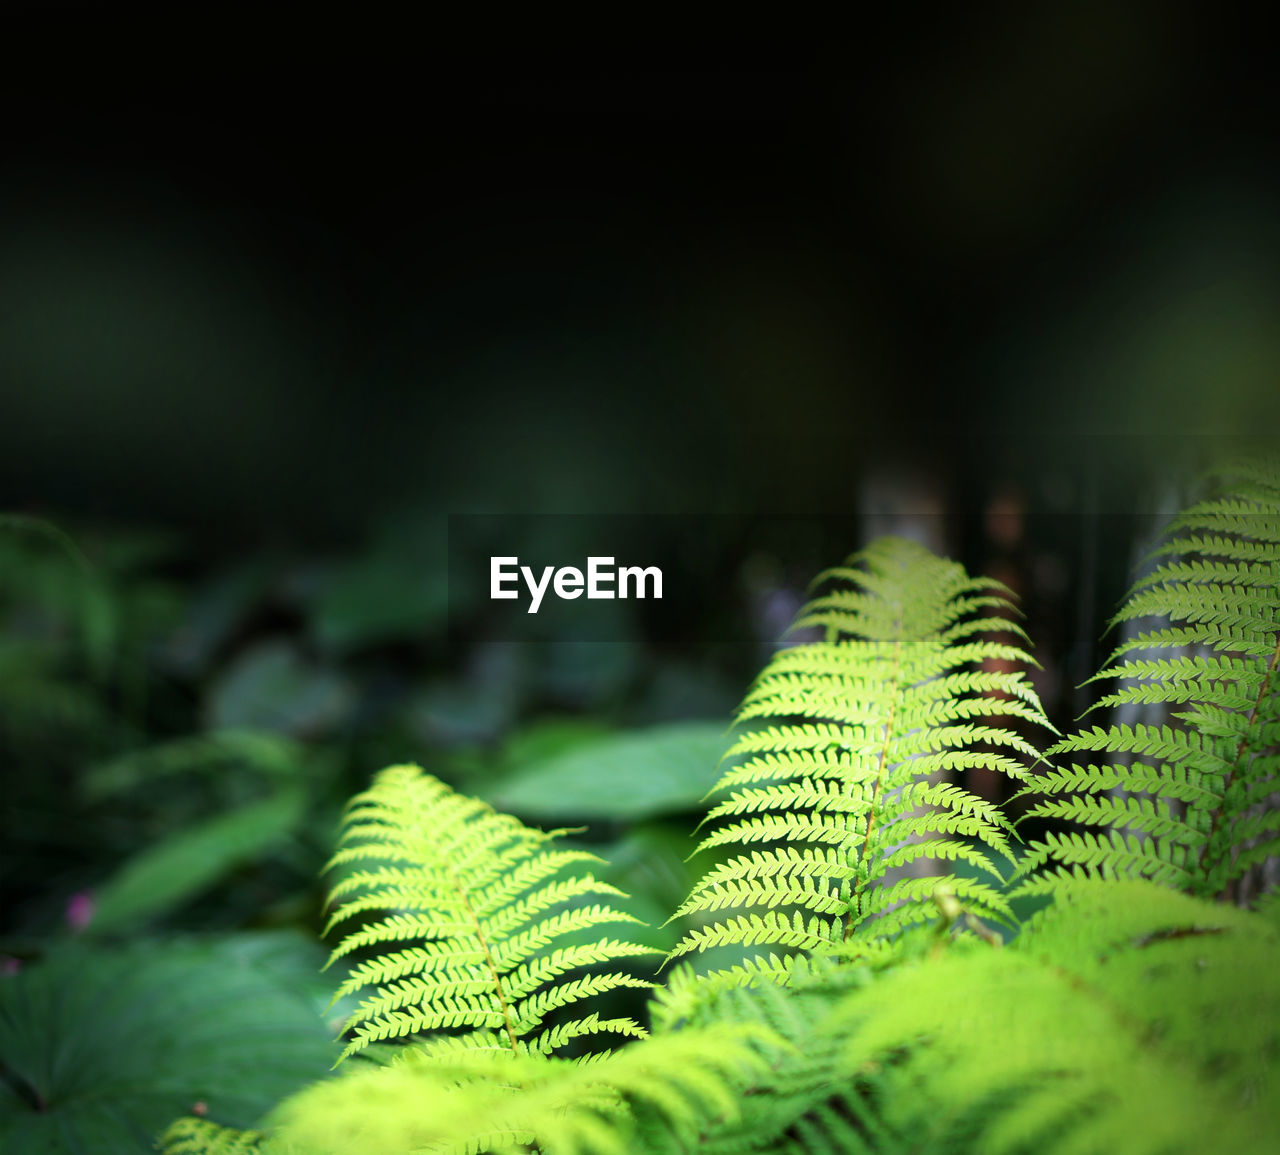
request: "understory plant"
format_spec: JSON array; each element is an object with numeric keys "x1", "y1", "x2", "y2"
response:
[{"x1": 40, "y1": 460, "x2": 1280, "y2": 1153}]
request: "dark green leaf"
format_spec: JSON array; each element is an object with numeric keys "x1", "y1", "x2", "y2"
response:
[
  {"x1": 0, "y1": 936, "x2": 338, "y2": 1153},
  {"x1": 90, "y1": 790, "x2": 306, "y2": 933}
]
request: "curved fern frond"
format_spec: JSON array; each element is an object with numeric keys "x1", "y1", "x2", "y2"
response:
[
  {"x1": 669, "y1": 537, "x2": 1053, "y2": 983},
  {"x1": 829, "y1": 880, "x2": 1280, "y2": 1154},
  {"x1": 251, "y1": 1025, "x2": 772, "y2": 1155},
  {"x1": 324, "y1": 765, "x2": 657, "y2": 1062},
  {"x1": 648, "y1": 880, "x2": 1280, "y2": 1155},
  {"x1": 1017, "y1": 459, "x2": 1280, "y2": 901},
  {"x1": 651, "y1": 975, "x2": 865, "y2": 1154}
]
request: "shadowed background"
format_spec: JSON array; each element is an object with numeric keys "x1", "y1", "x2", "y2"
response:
[{"x1": 3, "y1": 12, "x2": 1278, "y2": 543}]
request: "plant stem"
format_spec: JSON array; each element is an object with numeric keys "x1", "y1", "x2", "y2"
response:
[
  {"x1": 847, "y1": 626, "x2": 904, "y2": 939},
  {"x1": 450, "y1": 866, "x2": 520, "y2": 1054}
]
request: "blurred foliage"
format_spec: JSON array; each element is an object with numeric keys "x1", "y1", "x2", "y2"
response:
[
  {"x1": 90, "y1": 788, "x2": 307, "y2": 935},
  {"x1": 0, "y1": 511, "x2": 758, "y2": 1153},
  {"x1": 0, "y1": 473, "x2": 1204, "y2": 963},
  {"x1": 0, "y1": 512, "x2": 754, "y2": 960}
]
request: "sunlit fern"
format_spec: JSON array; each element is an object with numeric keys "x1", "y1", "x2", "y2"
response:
[
  {"x1": 829, "y1": 879, "x2": 1280, "y2": 1154},
  {"x1": 1015, "y1": 458, "x2": 1280, "y2": 901},
  {"x1": 161, "y1": 1022, "x2": 774, "y2": 1155},
  {"x1": 323, "y1": 764, "x2": 657, "y2": 1061},
  {"x1": 153, "y1": 497, "x2": 1280, "y2": 1155},
  {"x1": 158, "y1": 767, "x2": 774, "y2": 1155},
  {"x1": 646, "y1": 872, "x2": 1280, "y2": 1155},
  {"x1": 161, "y1": 1119, "x2": 265, "y2": 1155},
  {"x1": 275, "y1": 1024, "x2": 769, "y2": 1155},
  {"x1": 648, "y1": 953, "x2": 890, "y2": 1155},
  {"x1": 667, "y1": 536, "x2": 1053, "y2": 984}
]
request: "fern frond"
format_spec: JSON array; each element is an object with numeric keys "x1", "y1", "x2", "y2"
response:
[
  {"x1": 259, "y1": 1025, "x2": 773, "y2": 1155},
  {"x1": 825, "y1": 880, "x2": 1280, "y2": 1154},
  {"x1": 669, "y1": 537, "x2": 1052, "y2": 982},
  {"x1": 160, "y1": 1118, "x2": 265, "y2": 1154},
  {"x1": 1018, "y1": 458, "x2": 1280, "y2": 902},
  {"x1": 646, "y1": 951, "x2": 896, "y2": 1153},
  {"x1": 324, "y1": 765, "x2": 657, "y2": 1062}
]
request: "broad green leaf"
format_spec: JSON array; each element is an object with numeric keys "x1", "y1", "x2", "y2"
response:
[
  {"x1": 84, "y1": 729, "x2": 308, "y2": 801},
  {"x1": 490, "y1": 721, "x2": 728, "y2": 821},
  {"x1": 0, "y1": 936, "x2": 338, "y2": 1154},
  {"x1": 90, "y1": 789, "x2": 306, "y2": 932},
  {"x1": 502, "y1": 718, "x2": 613, "y2": 767}
]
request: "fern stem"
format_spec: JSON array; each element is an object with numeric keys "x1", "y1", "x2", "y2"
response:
[
  {"x1": 846, "y1": 629, "x2": 904, "y2": 939},
  {"x1": 449, "y1": 864, "x2": 520, "y2": 1054},
  {"x1": 1200, "y1": 629, "x2": 1280, "y2": 900}
]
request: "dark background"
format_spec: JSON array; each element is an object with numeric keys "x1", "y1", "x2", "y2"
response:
[{"x1": 3, "y1": 10, "x2": 1278, "y2": 551}]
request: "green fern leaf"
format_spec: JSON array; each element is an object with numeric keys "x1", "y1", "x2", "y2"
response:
[
  {"x1": 826, "y1": 880, "x2": 1280, "y2": 1154},
  {"x1": 161, "y1": 1118, "x2": 265, "y2": 1154},
  {"x1": 254, "y1": 1025, "x2": 773, "y2": 1155},
  {"x1": 669, "y1": 537, "x2": 1052, "y2": 981},
  {"x1": 646, "y1": 952, "x2": 896, "y2": 1154},
  {"x1": 1018, "y1": 458, "x2": 1280, "y2": 901},
  {"x1": 324, "y1": 765, "x2": 657, "y2": 1062}
]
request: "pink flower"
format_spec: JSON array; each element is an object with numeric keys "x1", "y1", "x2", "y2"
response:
[{"x1": 66, "y1": 892, "x2": 95, "y2": 932}]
